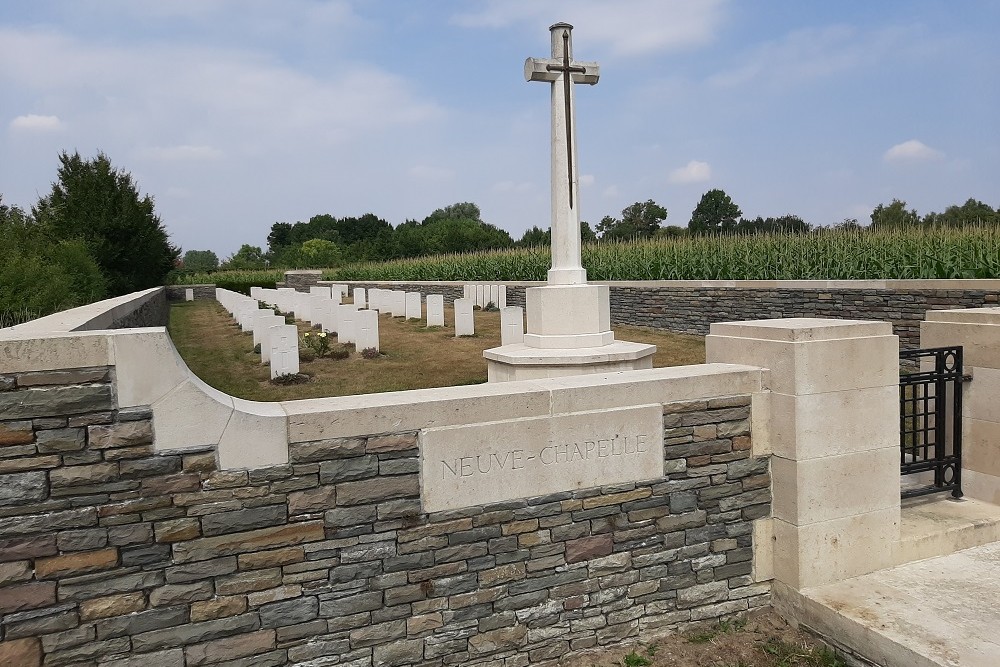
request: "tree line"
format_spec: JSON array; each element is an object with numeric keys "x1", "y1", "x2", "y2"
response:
[
  {"x1": 1, "y1": 152, "x2": 178, "y2": 325},
  {"x1": 191, "y1": 188, "x2": 998, "y2": 273}
]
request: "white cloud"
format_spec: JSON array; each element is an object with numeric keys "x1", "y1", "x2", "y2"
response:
[
  {"x1": 9, "y1": 114, "x2": 64, "y2": 132},
  {"x1": 883, "y1": 139, "x2": 943, "y2": 163},
  {"x1": 452, "y1": 0, "x2": 728, "y2": 56},
  {"x1": 579, "y1": 174, "x2": 595, "y2": 187},
  {"x1": 141, "y1": 145, "x2": 224, "y2": 161},
  {"x1": 668, "y1": 160, "x2": 712, "y2": 184},
  {"x1": 707, "y1": 24, "x2": 927, "y2": 89}
]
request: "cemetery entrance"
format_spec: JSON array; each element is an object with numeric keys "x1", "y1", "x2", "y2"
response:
[{"x1": 899, "y1": 346, "x2": 964, "y2": 499}]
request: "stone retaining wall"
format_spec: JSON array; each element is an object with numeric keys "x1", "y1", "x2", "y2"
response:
[
  {"x1": 0, "y1": 365, "x2": 769, "y2": 666},
  {"x1": 165, "y1": 285, "x2": 216, "y2": 302},
  {"x1": 331, "y1": 281, "x2": 1000, "y2": 350}
]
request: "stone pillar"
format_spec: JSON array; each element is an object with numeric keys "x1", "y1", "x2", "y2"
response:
[
  {"x1": 921, "y1": 307, "x2": 1000, "y2": 502},
  {"x1": 283, "y1": 270, "x2": 322, "y2": 292},
  {"x1": 707, "y1": 318, "x2": 900, "y2": 589}
]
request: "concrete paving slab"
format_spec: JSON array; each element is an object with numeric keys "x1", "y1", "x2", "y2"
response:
[{"x1": 776, "y1": 541, "x2": 1000, "y2": 667}]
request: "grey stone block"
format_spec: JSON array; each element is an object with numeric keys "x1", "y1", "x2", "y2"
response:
[
  {"x1": 260, "y1": 596, "x2": 319, "y2": 628},
  {"x1": 318, "y1": 455, "x2": 379, "y2": 484},
  {"x1": 319, "y1": 590, "x2": 382, "y2": 617},
  {"x1": 201, "y1": 504, "x2": 287, "y2": 537},
  {"x1": 0, "y1": 384, "x2": 114, "y2": 419},
  {"x1": 0, "y1": 470, "x2": 47, "y2": 506},
  {"x1": 35, "y1": 427, "x2": 86, "y2": 453},
  {"x1": 97, "y1": 605, "x2": 189, "y2": 639},
  {"x1": 131, "y1": 613, "x2": 260, "y2": 653}
]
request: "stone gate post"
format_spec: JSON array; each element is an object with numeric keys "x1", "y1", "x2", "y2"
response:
[
  {"x1": 921, "y1": 307, "x2": 1000, "y2": 503},
  {"x1": 706, "y1": 318, "x2": 900, "y2": 589}
]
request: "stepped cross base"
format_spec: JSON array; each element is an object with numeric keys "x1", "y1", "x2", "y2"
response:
[{"x1": 484, "y1": 284, "x2": 656, "y2": 382}]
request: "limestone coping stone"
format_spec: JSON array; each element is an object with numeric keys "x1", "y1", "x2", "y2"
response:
[
  {"x1": 324, "y1": 279, "x2": 1000, "y2": 290},
  {"x1": 0, "y1": 287, "x2": 163, "y2": 336},
  {"x1": 924, "y1": 307, "x2": 1000, "y2": 324},
  {"x1": 2, "y1": 287, "x2": 767, "y2": 470},
  {"x1": 709, "y1": 317, "x2": 893, "y2": 342}
]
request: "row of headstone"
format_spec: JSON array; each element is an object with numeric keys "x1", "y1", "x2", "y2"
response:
[
  {"x1": 368, "y1": 289, "x2": 473, "y2": 337},
  {"x1": 463, "y1": 284, "x2": 507, "y2": 309},
  {"x1": 218, "y1": 288, "x2": 298, "y2": 378},
  {"x1": 248, "y1": 285, "x2": 381, "y2": 353}
]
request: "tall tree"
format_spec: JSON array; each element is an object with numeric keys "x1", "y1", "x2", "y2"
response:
[
  {"x1": 182, "y1": 250, "x2": 219, "y2": 272},
  {"x1": 222, "y1": 244, "x2": 267, "y2": 270},
  {"x1": 1, "y1": 196, "x2": 106, "y2": 322},
  {"x1": 924, "y1": 198, "x2": 1000, "y2": 227},
  {"x1": 34, "y1": 151, "x2": 178, "y2": 294},
  {"x1": 596, "y1": 200, "x2": 668, "y2": 239},
  {"x1": 870, "y1": 199, "x2": 919, "y2": 228},
  {"x1": 689, "y1": 189, "x2": 742, "y2": 234}
]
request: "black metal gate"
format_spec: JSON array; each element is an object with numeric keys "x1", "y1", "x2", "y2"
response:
[{"x1": 899, "y1": 346, "x2": 964, "y2": 499}]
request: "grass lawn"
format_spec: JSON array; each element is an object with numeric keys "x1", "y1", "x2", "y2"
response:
[{"x1": 167, "y1": 299, "x2": 706, "y2": 401}]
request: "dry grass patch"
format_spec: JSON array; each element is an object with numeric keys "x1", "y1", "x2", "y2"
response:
[{"x1": 168, "y1": 299, "x2": 705, "y2": 401}]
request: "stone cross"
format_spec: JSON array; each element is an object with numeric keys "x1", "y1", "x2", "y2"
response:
[{"x1": 525, "y1": 22, "x2": 599, "y2": 286}]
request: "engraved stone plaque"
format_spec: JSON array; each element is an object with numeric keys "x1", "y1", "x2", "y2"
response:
[{"x1": 420, "y1": 405, "x2": 663, "y2": 512}]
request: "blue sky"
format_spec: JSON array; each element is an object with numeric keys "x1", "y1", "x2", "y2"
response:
[{"x1": 2, "y1": 1, "x2": 998, "y2": 258}]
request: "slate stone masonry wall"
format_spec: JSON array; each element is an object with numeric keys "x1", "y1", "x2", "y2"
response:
[
  {"x1": 0, "y1": 367, "x2": 769, "y2": 666},
  {"x1": 604, "y1": 285, "x2": 1000, "y2": 350}
]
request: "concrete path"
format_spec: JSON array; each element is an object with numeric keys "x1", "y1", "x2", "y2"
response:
[{"x1": 776, "y1": 540, "x2": 1000, "y2": 666}]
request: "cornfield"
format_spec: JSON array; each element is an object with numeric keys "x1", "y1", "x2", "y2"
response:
[
  {"x1": 330, "y1": 227, "x2": 1000, "y2": 282},
  {"x1": 167, "y1": 227, "x2": 1000, "y2": 286}
]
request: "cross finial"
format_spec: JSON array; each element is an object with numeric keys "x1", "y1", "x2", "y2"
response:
[{"x1": 525, "y1": 23, "x2": 599, "y2": 286}]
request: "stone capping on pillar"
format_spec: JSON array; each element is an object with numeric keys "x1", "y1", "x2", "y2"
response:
[
  {"x1": 707, "y1": 317, "x2": 900, "y2": 590},
  {"x1": 920, "y1": 307, "x2": 1000, "y2": 503}
]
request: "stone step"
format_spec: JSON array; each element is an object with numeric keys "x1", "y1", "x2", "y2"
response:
[
  {"x1": 893, "y1": 494, "x2": 1000, "y2": 565},
  {"x1": 774, "y1": 541, "x2": 1000, "y2": 667}
]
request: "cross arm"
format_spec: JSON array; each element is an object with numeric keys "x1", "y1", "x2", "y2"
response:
[{"x1": 524, "y1": 57, "x2": 600, "y2": 85}]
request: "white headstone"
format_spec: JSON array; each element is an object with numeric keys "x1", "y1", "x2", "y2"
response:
[
  {"x1": 464, "y1": 284, "x2": 474, "y2": 300},
  {"x1": 426, "y1": 295, "x2": 445, "y2": 327},
  {"x1": 454, "y1": 298, "x2": 474, "y2": 337},
  {"x1": 498, "y1": 285, "x2": 507, "y2": 309},
  {"x1": 253, "y1": 309, "x2": 278, "y2": 347},
  {"x1": 258, "y1": 315, "x2": 286, "y2": 363},
  {"x1": 391, "y1": 291, "x2": 407, "y2": 318},
  {"x1": 308, "y1": 295, "x2": 328, "y2": 326},
  {"x1": 238, "y1": 305, "x2": 259, "y2": 331},
  {"x1": 331, "y1": 284, "x2": 349, "y2": 299},
  {"x1": 337, "y1": 304, "x2": 360, "y2": 344},
  {"x1": 490, "y1": 284, "x2": 501, "y2": 308},
  {"x1": 475, "y1": 284, "x2": 486, "y2": 308},
  {"x1": 293, "y1": 292, "x2": 311, "y2": 322},
  {"x1": 185, "y1": 288, "x2": 194, "y2": 302},
  {"x1": 405, "y1": 292, "x2": 422, "y2": 320},
  {"x1": 315, "y1": 299, "x2": 338, "y2": 334},
  {"x1": 269, "y1": 324, "x2": 299, "y2": 379},
  {"x1": 250, "y1": 286, "x2": 262, "y2": 299},
  {"x1": 500, "y1": 307, "x2": 525, "y2": 345},
  {"x1": 353, "y1": 287, "x2": 367, "y2": 309},
  {"x1": 310, "y1": 286, "x2": 332, "y2": 298},
  {"x1": 355, "y1": 309, "x2": 380, "y2": 353}
]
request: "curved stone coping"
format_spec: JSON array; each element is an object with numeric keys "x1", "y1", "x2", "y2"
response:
[
  {"x1": 0, "y1": 287, "x2": 163, "y2": 336},
  {"x1": 0, "y1": 324, "x2": 766, "y2": 470},
  {"x1": 325, "y1": 279, "x2": 1000, "y2": 290}
]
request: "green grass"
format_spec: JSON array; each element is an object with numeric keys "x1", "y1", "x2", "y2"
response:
[{"x1": 166, "y1": 300, "x2": 705, "y2": 401}]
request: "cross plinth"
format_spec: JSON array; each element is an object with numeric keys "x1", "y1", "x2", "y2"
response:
[
  {"x1": 483, "y1": 23, "x2": 656, "y2": 381},
  {"x1": 525, "y1": 23, "x2": 598, "y2": 286}
]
